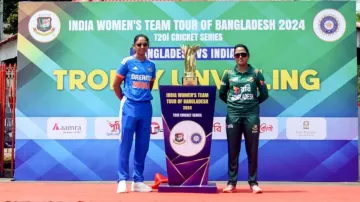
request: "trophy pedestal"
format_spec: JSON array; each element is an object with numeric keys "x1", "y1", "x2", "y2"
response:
[
  {"x1": 182, "y1": 76, "x2": 198, "y2": 86},
  {"x1": 158, "y1": 182, "x2": 218, "y2": 193},
  {"x1": 158, "y1": 85, "x2": 218, "y2": 194}
]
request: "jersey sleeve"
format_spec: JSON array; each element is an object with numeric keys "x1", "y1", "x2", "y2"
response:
[
  {"x1": 219, "y1": 70, "x2": 230, "y2": 103},
  {"x1": 151, "y1": 63, "x2": 156, "y2": 81},
  {"x1": 256, "y1": 70, "x2": 269, "y2": 104},
  {"x1": 116, "y1": 58, "x2": 129, "y2": 79}
]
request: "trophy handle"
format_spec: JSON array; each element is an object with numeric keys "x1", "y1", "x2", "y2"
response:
[{"x1": 181, "y1": 44, "x2": 200, "y2": 86}]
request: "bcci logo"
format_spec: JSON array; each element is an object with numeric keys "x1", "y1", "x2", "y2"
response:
[
  {"x1": 169, "y1": 120, "x2": 207, "y2": 157},
  {"x1": 173, "y1": 133, "x2": 185, "y2": 145},
  {"x1": 28, "y1": 10, "x2": 61, "y2": 43},
  {"x1": 313, "y1": 9, "x2": 346, "y2": 42},
  {"x1": 190, "y1": 133, "x2": 202, "y2": 144}
]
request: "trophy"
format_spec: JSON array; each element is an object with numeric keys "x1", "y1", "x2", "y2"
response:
[{"x1": 181, "y1": 44, "x2": 200, "y2": 86}]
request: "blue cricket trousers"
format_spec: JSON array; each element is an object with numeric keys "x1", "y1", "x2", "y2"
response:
[{"x1": 117, "y1": 96, "x2": 152, "y2": 182}]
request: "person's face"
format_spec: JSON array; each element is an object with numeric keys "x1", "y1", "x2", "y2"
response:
[
  {"x1": 133, "y1": 37, "x2": 148, "y2": 55},
  {"x1": 234, "y1": 47, "x2": 249, "y2": 66}
]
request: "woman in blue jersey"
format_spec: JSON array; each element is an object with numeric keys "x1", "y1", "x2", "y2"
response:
[{"x1": 113, "y1": 34, "x2": 156, "y2": 193}]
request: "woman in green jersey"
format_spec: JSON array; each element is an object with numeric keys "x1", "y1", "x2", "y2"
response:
[{"x1": 219, "y1": 44, "x2": 269, "y2": 194}]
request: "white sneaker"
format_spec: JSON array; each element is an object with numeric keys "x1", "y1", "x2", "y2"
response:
[
  {"x1": 116, "y1": 180, "x2": 128, "y2": 193},
  {"x1": 222, "y1": 184, "x2": 236, "y2": 193},
  {"x1": 251, "y1": 185, "x2": 262, "y2": 194},
  {"x1": 131, "y1": 182, "x2": 152, "y2": 192}
]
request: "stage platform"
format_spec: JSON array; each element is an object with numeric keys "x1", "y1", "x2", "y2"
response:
[{"x1": 0, "y1": 180, "x2": 359, "y2": 202}]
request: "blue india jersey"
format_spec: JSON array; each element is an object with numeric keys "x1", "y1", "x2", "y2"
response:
[{"x1": 116, "y1": 56, "x2": 156, "y2": 102}]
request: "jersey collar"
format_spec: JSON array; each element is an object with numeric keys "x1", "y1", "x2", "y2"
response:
[
  {"x1": 133, "y1": 55, "x2": 148, "y2": 63},
  {"x1": 233, "y1": 64, "x2": 254, "y2": 74}
]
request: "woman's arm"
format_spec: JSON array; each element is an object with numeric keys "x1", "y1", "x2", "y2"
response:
[
  {"x1": 256, "y1": 71, "x2": 268, "y2": 104},
  {"x1": 113, "y1": 58, "x2": 129, "y2": 100},
  {"x1": 150, "y1": 63, "x2": 156, "y2": 91},
  {"x1": 113, "y1": 76, "x2": 125, "y2": 100},
  {"x1": 219, "y1": 71, "x2": 230, "y2": 103}
]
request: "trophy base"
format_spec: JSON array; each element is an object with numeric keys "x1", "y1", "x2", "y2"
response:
[
  {"x1": 182, "y1": 77, "x2": 198, "y2": 86},
  {"x1": 158, "y1": 182, "x2": 218, "y2": 193}
]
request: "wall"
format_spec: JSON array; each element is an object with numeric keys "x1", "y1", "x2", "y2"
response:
[
  {"x1": 0, "y1": 39, "x2": 17, "y2": 61},
  {"x1": 0, "y1": 0, "x2": 3, "y2": 41}
]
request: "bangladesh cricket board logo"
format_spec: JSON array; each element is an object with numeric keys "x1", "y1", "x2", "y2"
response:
[
  {"x1": 28, "y1": 10, "x2": 61, "y2": 43},
  {"x1": 173, "y1": 132, "x2": 185, "y2": 145}
]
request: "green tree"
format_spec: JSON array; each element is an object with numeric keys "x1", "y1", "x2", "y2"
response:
[
  {"x1": 357, "y1": 13, "x2": 360, "y2": 22},
  {"x1": 3, "y1": 0, "x2": 72, "y2": 35},
  {"x1": 3, "y1": 3, "x2": 18, "y2": 34},
  {"x1": 3, "y1": 0, "x2": 17, "y2": 21},
  {"x1": 3, "y1": 0, "x2": 18, "y2": 35}
]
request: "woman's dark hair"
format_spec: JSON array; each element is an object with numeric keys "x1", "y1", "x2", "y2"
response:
[
  {"x1": 133, "y1": 34, "x2": 149, "y2": 44},
  {"x1": 234, "y1": 44, "x2": 250, "y2": 57}
]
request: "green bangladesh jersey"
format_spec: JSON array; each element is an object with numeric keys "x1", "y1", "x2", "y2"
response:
[{"x1": 219, "y1": 64, "x2": 269, "y2": 116}]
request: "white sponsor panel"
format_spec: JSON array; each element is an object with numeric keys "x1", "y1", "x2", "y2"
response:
[
  {"x1": 94, "y1": 117, "x2": 120, "y2": 139},
  {"x1": 286, "y1": 117, "x2": 327, "y2": 140},
  {"x1": 94, "y1": 117, "x2": 164, "y2": 139},
  {"x1": 170, "y1": 120, "x2": 206, "y2": 157},
  {"x1": 93, "y1": 116, "x2": 278, "y2": 140},
  {"x1": 211, "y1": 117, "x2": 278, "y2": 140},
  {"x1": 16, "y1": 117, "x2": 48, "y2": 139},
  {"x1": 46, "y1": 117, "x2": 87, "y2": 139},
  {"x1": 212, "y1": 117, "x2": 226, "y2": 139},
  {"x1": 259, "y1": 117, "x2": 278, "y2": 140},
  {"x1": 150, "y1": 117, "x2": 164, "y2": 140}
]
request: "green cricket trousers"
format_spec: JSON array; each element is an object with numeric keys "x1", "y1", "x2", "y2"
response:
[{"x1": 226, "y1": 114, "x2": 260, "y2": 187}]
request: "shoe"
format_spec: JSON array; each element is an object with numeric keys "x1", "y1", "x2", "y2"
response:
[
  {"x1": 250, "y1": 185, "x2": 262, "y2": 194},
  {"x1": 131, "y1": 182, "x2": 152, "y2": 192},
  {"x1": 116, "y1": 180, "x2": 128, "y2": 193},
  {"x1": 222, "y1": 184, "x2": 236, "y2": 193}
]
